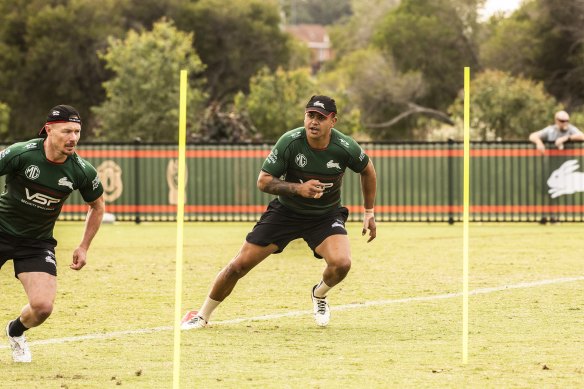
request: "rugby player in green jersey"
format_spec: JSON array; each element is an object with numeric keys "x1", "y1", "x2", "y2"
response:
[
  {"x1": 1, "y1": 105, "x2": 105, "y2": 362},
  {"x1": 182, "y1": 95, "x2": 377, "y2": 329}
]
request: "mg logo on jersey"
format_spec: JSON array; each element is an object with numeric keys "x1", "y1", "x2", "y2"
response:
[
  {"x1": 25, "y1": 165, "x2": 40, "y2": 180},
  {"x1": 295, "y1": 153, "x2": 307, "y2": 167},
  {"x1": 338, "y1": 138, "x2": 350, "y2": 148},
  {"x1": 25, "y1": 188, "x2": 60, "y2": 206}
]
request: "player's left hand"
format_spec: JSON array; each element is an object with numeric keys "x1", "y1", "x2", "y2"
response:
[
  {"x1": 70, "y1": 247, "x2": 87, "y2": 270},
  {"x1": 362, "y1": 210, "x2": 376, "y2": 243}
]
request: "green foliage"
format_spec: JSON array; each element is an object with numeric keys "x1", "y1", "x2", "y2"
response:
[
  {"x1": 92, "y1": 20, "x2": 207, "y2": 142},
  {"x1": 234, "y1": 67, "x2": 315, "y2": 141},
  {"x1": 449, "y1": 70, "x2": 560, "y2": 140},
  {"x1": 172, "y1": 0, "x2": 290, "y2": 102},
  {"x1": 328, "y1": 0, "x2": 399, "y2": 60},
  {"x1": 319, "y1": 48, "x2": 425, "y2": 140},
  {"x1": 281, "y1": 0, "x2": 352, "y2": 25},
  {"x1": 480, "y1": 4, "x2": 541, "y2": 76},
  {"x1": 0, "y1": 102, "x2": 9, "y2": 138},
  {"x1": 0, "y1": 0, "x2": 126, "y2": 140},
  {"x1": 481, "y1": 0, "x2": 584, "y2": 110},
  {"x1": 375, "y1": 0, "x2": 481, "y2": 110}
]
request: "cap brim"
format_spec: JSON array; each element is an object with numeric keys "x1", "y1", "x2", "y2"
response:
[{"x1": 306, "y1": 107, "x2": 334, "y2": 116}]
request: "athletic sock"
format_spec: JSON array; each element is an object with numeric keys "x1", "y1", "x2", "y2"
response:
[
  {"x1": 198, "y1": 297, "x2": 221, "y2": 321},
  {"x1": 8, "y1": 317, "x2": 28, "y2": 337},
  {"x1": 313, "y1": 279, "x2": 332, "y2": 298}
]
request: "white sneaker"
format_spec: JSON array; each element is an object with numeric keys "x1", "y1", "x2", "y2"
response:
[
  {"x1": 6, "y1": 322, "x2": 32, "y2": 363},
  {"x1": 311, "y1": 285, "x2": 330, "y2": 327},
  {"x1": 180, "y1": 310, "x2": 208, "y2": 330}
]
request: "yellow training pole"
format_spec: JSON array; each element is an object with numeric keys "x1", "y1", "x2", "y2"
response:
[
  {"x1": 462, "y1": 67, "x2": 470, "y2": 364},
  {"x1": 173, "y1": 69, "x2": 188, "y2": 389}
]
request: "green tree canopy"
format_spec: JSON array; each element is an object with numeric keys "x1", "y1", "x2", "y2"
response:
[
  {"x1": 92, "y1": 20, "x2": 207, "y2": 142},
  {"x1": 0, "y1": 0, "x2": 125, "y2": 139},
  {"x1": 172, "y1": 0, "x2": 290, "y2": 102},
  {"x1": 234, "y1": 67, "x2": 316, "y2": 141},
  {"x1": 374, "y1": 0, "x2": 482, "y2": 111},
  {"x1": 281, "y1": 0, "x2": 352, "y2": 25},
  {"x1": 450, "y1": 70, "x2": 560, "y2": 140},
  {"x1": 481, "y1": 0, "x2": 584, "y2": 110},
  {"x1": 0, "y1": 102, "x2": 9, "y2": 139}
]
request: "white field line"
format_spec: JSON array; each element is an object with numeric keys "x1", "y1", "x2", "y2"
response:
[{"x1": 2, "y1": 276, "x2": 583, "y2": 349}]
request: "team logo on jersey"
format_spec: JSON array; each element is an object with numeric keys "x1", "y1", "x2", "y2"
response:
[
  {"x1": 25, "y1": 165, "x2": 40, "y2": 180},
  {"x1": 266, "y1": 148, "x2": 278, "y2": 164},
  {"x1": 58, "y1": 177, "x2": 74, "y2": 190},
  {"x1": 295, "y1": 153, "x2": 307, "y2": 168},
  {"x1": 338, "y1": 138, "x2": 350, "y2": 148},
  {"x1": 25, "y1": 143, "x2": 37, "y2": 149},
  {"x1": 289, "y1": 131, "x2": 302, "y2": 139},
  {"x1": 326, "y1": 160, "x2": 341, "y2": 169},
  {"x1": 0, "y1": 148, "x2": 11, "y2": 159}
]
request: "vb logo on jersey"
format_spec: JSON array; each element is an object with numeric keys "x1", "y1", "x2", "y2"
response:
[
  {"x1": 24, "y1": 188, "x2": 60, "y2": 206},
  {"x1": 25, "y1": 165, "x2": 40, "y2": 180},
  {"x1": 295, "y1": 153, "x2": 307, "y2": 168}
]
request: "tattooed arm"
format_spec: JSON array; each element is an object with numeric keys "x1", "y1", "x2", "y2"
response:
[{"x1": 257, "y1": 171, "x2": 324, "y2": 198}]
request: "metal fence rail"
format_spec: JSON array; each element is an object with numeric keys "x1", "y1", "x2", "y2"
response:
[{"x1": 1, "y1": 140, "x2": 582, "y2": 223}]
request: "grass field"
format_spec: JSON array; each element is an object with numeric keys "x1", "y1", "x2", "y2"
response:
[{"x1": 0, "y1": 221, "x2": 583, "y2": 388}]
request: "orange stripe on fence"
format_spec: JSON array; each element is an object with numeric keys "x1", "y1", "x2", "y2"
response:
[
  {"x1": 77, "y1": 148, "x2": 584, "y2": 159},
  {"x1": 62, "y1": 204, "x2": 267, "y2": 213},
  {"x1": 62, "y1": 204, "x2": 584, "y2": 214},
  {"x1": 77, "y1": 150, "x2": 269, "y2": 158}
]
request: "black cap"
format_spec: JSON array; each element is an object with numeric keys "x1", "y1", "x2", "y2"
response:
[
  {"x1": 39, "y1": 105, "x2": 82, "y2": 135},
  {"x1": 305, "y1": 95, "x2": 337, "y2": 116}
]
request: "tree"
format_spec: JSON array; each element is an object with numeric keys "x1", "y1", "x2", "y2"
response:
[
  {"x1": 0, "y1": 102, "x2": 9, "y2": 139},
  {"x1": 328, "y1": 0, "x2": 399, "y2": 60},
  {"x1": 374, "y1": 0, "x2": 482, "y2": 111},
  {"x1": 319, "y1": 48, "x2": 444, "y2": 140},
  {"x1": 280, "y1": 0, "x2": 352, "y2": 25},
  {"x1": 172, "y1": 0, "x2": 291, "y2": 102},
  {"x1": 449, "y1": 70, "x2": 560, "y2": 140},
  {"x1": 481, "y1": 0, "x2": 584, "y2": 110},
  {"x1": 0, "y1": 0, "x2": 126, "y2": 140},
  {"x1": 233, "y1": 67, "x2": 316, "y2": 141},
  {"x1": 92, "y1": 20, "x2": 207, "y2": 142}
]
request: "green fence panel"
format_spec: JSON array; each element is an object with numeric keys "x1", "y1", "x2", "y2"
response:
[{"x1": 1, "y1": 141, "x2": 582, "y2": 222}]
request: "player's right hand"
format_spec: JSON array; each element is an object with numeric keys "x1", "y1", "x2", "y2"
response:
[{"x1": 299, "y1": 179, "x2": 325, "y2": 199}]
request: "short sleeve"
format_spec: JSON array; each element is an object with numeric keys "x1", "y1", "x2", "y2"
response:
[
  {"x1": 78, "y1": 162, "x2": 104, "y2": 203},
  {"x1": 261, "y1": 133, "x2": 293, "y2": 178}
]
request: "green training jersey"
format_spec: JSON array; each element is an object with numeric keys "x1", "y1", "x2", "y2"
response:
[
  {"x1": 261, "y1": 127, "x2": 369, "y2": 215},
  {"x1": 0, "y1": 138, "x2": 104, "y2": 240}
]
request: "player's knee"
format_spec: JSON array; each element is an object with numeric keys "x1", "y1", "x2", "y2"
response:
[
  {"x1": 224, "y1": 262, "x2": 250, "y2": 279},
  {"x1": 30, "y1": 300, "x2": 54, "y2": 321},
  {"x1": 332, "y1": 257, "x2": 351, "y2": 277}
]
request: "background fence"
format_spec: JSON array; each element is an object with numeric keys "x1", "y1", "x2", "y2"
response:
[{"x1": 1, "y1": 141, "x2": 583, "y2": 223}]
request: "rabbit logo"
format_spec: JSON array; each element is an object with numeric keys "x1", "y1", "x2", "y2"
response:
[{"x1": 547, "y1": 159, "x2": 584, "y2": 198}]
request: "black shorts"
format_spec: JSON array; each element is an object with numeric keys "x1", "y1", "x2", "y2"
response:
[
  {"x1": 246, "y1": 198, "x2": 349, "y2": 259},
  {"x1": 0, "y1": 231, "x2": 58, "y2": 277}
]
